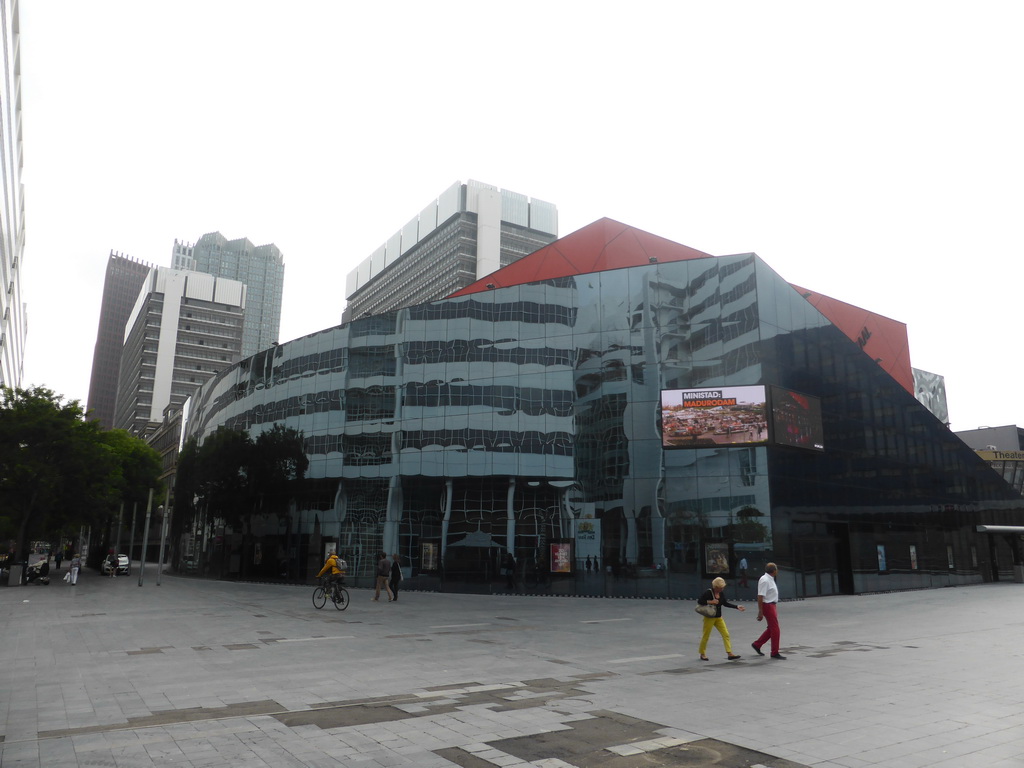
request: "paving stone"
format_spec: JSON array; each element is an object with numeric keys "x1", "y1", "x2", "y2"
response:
[{"x1": 3, "y1": 575, "x2": 1024, "y2": 767}]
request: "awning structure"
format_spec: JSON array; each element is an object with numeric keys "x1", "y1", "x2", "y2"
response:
[
  {"x1": 976, "y1": 525, "x2": 1024, "y2": 534},
  {"x1": 976, "y1": 526, "x2": 1024, "y2": 579}
]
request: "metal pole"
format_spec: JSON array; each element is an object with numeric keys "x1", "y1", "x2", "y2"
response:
[
  {"x1": 114, "y1": 502, "x2": 124, "y2": 554},
  {"x1": 156, "y1": 506, "x2": 171, "y2": 586},
  {"x1": 137, "y1": 489, "x2": 154, "y2": 586},
  {"x1": 127, "y1": 502, "x2": 137, "y2": 570}
]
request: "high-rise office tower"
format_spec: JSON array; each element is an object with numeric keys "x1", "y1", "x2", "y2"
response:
[
  {"x1": 172, "y1": 233, "x2": 284, "y2": 358},
  {"x1": 87, "y1": 253, "x2": 155, "y2": 428},
  {"x1": 0, "y1": 0, "x2": 25, "y2": 389},
  {"x1": 342, "y1": 180, "x2": 558, "y2": 321},
  {"x1": 113, "y1": 267, "x2": 245, "y2": 438}
]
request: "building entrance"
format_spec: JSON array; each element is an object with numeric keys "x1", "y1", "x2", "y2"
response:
[{"x1": 794, "y1": 523, "x2": 853, "y2": 597}]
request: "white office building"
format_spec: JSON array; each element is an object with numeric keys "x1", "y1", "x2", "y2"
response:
[
  {"x1": 342, "y1": 180, "x2": 557, "y2": 321},
  {"x1": 113, "y1": 267, "x2": 245, "y2": 438}
]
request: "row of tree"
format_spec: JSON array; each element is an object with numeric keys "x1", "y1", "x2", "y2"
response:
[
  {"x1": 0, "y1": 387, "x2": 164, "y2": 564},
  {"x1": 172, "y1": 424, "x2": 309, "y2": 575}
]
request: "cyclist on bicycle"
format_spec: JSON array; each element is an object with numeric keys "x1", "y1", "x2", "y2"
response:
[{"x1": 317, "y1": 550, "x2": 347, "y2": 590}]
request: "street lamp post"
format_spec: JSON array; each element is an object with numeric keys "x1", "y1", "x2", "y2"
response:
[
  {"x1": 156, "y1": 505, "x2": 171, "y2": 586},
  {"x1": 137, "y1": 489, "x2": 154, "y2": 587}
]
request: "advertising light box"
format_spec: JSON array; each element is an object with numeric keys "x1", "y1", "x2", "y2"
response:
[{"x1": 770, "y1": 386, "x2": 825, "y2": 452}]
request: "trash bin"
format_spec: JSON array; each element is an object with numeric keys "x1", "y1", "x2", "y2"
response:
[{"x1": 7, "y1": 564, "x2": 23, "y2": 586}]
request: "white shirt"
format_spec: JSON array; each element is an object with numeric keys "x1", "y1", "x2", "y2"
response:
[{"x1": 757, "y1": 572, "x2": 779, "y2": 603}]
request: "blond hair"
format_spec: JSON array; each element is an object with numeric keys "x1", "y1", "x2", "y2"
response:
[{"x1": 711, "y1": 577, "x2": 726, "y2": 589}]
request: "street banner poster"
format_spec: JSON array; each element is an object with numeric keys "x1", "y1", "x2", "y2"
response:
[{"x1": 550, "y1": 542, "x2": 572, "y2": 573}]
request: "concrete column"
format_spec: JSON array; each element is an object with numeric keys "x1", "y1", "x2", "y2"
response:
[
  {"x1": 506, "y1": 478, "x2": 516, "y2": 553},
  {"x1": 440, "y1": 479, "x2": 453, "y2": 559}
]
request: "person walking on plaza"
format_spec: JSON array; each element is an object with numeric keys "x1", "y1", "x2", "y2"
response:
[
  {"x1": 389, "y1": 553, "x2": 403, "y2": 601},
  {"x1": 738, "y1": 556, "x2": 748, "y2": 588},
  {"x1": 697, "y1": 577, "x2": 745, "y2": 660},
  {"x1": 373, "y1": 552, "x2": 394, "y2": 602},
  {"x1": 751, "y1": 562, "x2": 785, "y2": 659},
  {"x1": 106, "y1": 549, "x2": 118, "y2": 578},
  {"x1": 69, "y1": 553, "x2": 81, "y2": 585},
  {"x1": 502, "y1": 552, "x2": 516, "y2": 590},
  {"x1": 316, "y1": 550, "x2": 346, "y2": 590},
  {"x1": 54, "y1": 550, "x2": 63, "y2": 570}
]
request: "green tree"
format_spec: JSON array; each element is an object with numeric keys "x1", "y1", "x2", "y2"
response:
[
  {"x1": 0, "y1": 387, "x2": 118, "y2": 559},
  {"x1": 96, "y1": 428, "x2": 163, "y2": 558},
  {"x1": 250, "y1": 425, "x2": 309, "y2": 515},
  {"x1": 194, "y1": 427, "x2": 253, "y2": 531},
  {"x1": 174, "y1": 425, "x2": 309, "y2": 578}
]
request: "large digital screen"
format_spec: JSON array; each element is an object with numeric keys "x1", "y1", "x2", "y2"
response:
[
  {"x1": 770, "y1": 386, "x2": 824, "y2": 452},
  {"x1": 660, "y1": 386, "x2": 768, "y2": 449}
]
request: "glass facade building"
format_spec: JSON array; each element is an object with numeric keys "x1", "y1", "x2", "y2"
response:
[
  {"x1": 0, "y1": 0, "x2": 25, "y2": 390},
  {"x1": 181, "y1": 220, "x2": 1024, "y2": 598},
  {"x1": 173, "y1": 233, "x2": 284, "y2": 359}
]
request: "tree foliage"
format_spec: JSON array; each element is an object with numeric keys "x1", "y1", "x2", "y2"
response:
[
  {"x1": 175, "y1": 424, "x2": 308, "y2": 531},
  {"x1": 0, "y1": 387, "x2": 161, "y2": 558}
]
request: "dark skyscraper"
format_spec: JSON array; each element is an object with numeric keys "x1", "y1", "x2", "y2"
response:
[{"x1": 86, "y1": 252, "x2": 153, "y2": 429}]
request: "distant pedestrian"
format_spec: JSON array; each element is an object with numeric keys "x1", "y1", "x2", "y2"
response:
[
  {"x1": 585, "y1": 556, "x2": 592, "y2": 573},
  {"x1": 389, "y1": 553, "x2": 403, "y2": 601},
  {"x1": 697, "y1": 577, "x2": 745, "y2": 660},
  {"x1": 69, "y1": 553, "x2": 81, "y2": 585},
  {"x1": 738, "y1": 556, "x2": 748, "y2": 587},
  {"x1": 502, "y1": 552, "x2": 516, "y2": 590},
  {"x1": 751, "y1": 562, "x2": 784, "y2": 659},
  {"x1": 106, "y1": 550, "x2": 118, "y2": 578},
  {"x1": 373, "y1": 552, "x2": 394, "y2": 602},
  {"x1": 54, "y1": 551, "x2": 63, "y2": 570}
]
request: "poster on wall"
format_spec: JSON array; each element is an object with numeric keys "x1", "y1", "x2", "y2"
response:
[
  {"x1": 421, "y1": 542, "x2": 439, "y2": 571},
  {"x1": 574, "y1": 518, "x2": 601, "y2": 560},
  {"x1": 550, "y1": 542, "x2": 572, "y2": 573},
  {"x1": 909, "y1": 544, "x2": 918, "y2": 570},
  {"x1": 703, "y1": 542, "x2": 731, "y2": 578},
  {"x1": 877, "y1": 545, "x2": 887, "y2": 572}
]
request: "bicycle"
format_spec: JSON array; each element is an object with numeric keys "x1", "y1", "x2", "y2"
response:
[{"x1": 312, "y1": 577, "x2": 349, "y2": 611}]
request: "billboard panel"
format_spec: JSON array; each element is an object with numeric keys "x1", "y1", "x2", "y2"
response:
[
  {"x1": 770, "y1": 386, "x2": 825, "y2": 452},
  {"x1": 660, "y1": 386, "x2": 768, "y2": 449}
]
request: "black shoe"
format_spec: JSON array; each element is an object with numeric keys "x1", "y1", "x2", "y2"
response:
[
  {"x1": 771, "y1": 653, "x2": 787, "y2": 660},
  {"x1": 751, "y1": 643, "x2": 764, "y2": 656}
]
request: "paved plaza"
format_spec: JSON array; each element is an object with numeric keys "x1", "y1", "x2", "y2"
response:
[{"x1": 1, "y1": 567, "x2": 1023, "y2": 768}]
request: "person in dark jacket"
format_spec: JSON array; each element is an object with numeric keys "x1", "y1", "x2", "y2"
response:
[
  {"x1": 389, "y1": 553, "x2": 403, "y2": 601},
  {"x1": 697, "y1": 577, "x2": 746, "y2": 660},
  {"x1": 502, "y1": 552, "x2": 516, "y2": 590}
]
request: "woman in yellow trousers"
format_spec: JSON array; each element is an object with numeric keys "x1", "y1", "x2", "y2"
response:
[{"x1": 698, "y1": 577, "x2": 746, "y2": 660}]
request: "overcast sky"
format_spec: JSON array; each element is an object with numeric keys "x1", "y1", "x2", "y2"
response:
[{"x1": 17, "y1": 1, "x2": 1024, "y2": 433}]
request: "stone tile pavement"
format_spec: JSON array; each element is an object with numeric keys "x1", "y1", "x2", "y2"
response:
[{"x1": 2, "y1": 566, "x2": 1023, "y2": 767}]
